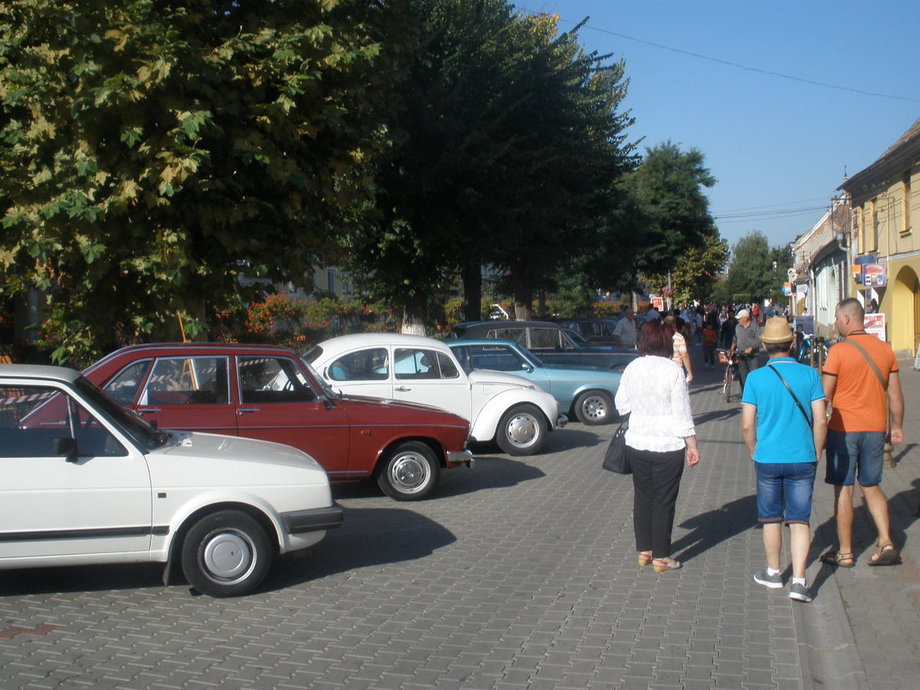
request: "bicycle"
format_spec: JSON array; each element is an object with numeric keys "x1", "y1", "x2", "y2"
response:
[
  {"x1": 795, "y1": 332, "x2": 833, "y2": 371},
  {"x1": 717, "y1": 349, "x2": 738, "y2": 402}
]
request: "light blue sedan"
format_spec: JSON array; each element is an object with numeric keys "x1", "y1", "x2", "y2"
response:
[{"x1": 448, "y1": 339, "x2": 621, "y2": 425}]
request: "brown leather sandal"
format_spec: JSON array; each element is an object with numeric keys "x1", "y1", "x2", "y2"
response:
[
  {"x1": 820, "y1": 549, "x2": 855, "y2": 568},
  {"x1": 867, "y1": 541, "x2": 901, "y2": 566}
]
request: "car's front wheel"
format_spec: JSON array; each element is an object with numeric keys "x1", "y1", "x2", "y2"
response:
[
  {"x1": 496, "y1": 404, "x2": 547, "y2": 456},
  {"x1": 574, "y1": 390, "x2": 613, "y2": 425},
  {"x1": 180, "y1": 510, "x2": 272, "y2": 598},
  {"x1": 377, "y1": 441, "x2": 440, "y2": 501}
]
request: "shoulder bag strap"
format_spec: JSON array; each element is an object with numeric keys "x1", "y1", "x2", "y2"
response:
[
  {"x1": 838, "y1": 336, "x2": 887, "y2": 390},
  {"x1": 767, "y1": 365, "x2": 811, "y2": 426}
]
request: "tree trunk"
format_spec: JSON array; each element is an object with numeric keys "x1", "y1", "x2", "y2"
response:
[
  {"x1": 512, "y1": 273, "x2": 532, "y2": 321},
  {"x1": 401, "y1": 300, "x2": 428, "y2": 335},
  {"x1": 462, "y1": 261, "x2": 482, "y2": 321}
]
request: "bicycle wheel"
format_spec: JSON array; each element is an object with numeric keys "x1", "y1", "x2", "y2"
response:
[{"x1": 724, "y1": 367, "x2": 734, "y2": 402}]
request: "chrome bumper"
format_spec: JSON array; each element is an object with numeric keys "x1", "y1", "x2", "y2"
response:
[{"x1": 447, "y1": 449, "x2": 476, "y2": 467}]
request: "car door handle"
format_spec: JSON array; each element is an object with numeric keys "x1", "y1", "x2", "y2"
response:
[
  {"x1": 394, "y1": 386, "x2": 411, "y2": 392},
  {"x1": 237, "y1": 408, "x2": 261, "y2": 414},
  {"x1": 138, "y1": 407, "x2": 162, "y2": 414}
]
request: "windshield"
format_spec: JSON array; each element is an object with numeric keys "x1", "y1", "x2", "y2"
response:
[
  {"x1": 303, "y1": 345, "x2": 322, "y2": 364},
  {"x1": 563, "y1": 329, "x2": 587, "y2": 346},
  {"x1": 300, "y1": 355, "x2": 339, "y2": 398},
  {"x1": 74, "y1": 376, "x2": 170, "y2": 450}
]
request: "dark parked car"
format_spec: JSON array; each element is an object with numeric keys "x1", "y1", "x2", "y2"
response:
[
  {"x1": 83, "y1": 343, "x2": 474, "y2": 501},
  {"x1": 452, "y1": 321, "x2": 638, "y2": 371},
  {"x1": 555, "y1": 318, "x2": 622, "y2": 345}
]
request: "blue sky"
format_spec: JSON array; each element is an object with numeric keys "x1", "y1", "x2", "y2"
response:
[{"x1": 512, "y1": 1, "x2": 920, "y2": 251}]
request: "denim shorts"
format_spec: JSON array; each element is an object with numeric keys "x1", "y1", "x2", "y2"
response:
[
  {"x1": 755, "y1": 462, "x2": 817, "y2": 524},
  {"x1": 825, "y1": 430, "x2": 886, "y2": 487}
]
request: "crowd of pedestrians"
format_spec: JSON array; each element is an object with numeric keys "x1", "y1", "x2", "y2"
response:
[{"x1": 612, "y1": 297, "x2": 905, "y2": 602}]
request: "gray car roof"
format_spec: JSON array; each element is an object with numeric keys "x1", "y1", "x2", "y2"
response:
[{"x1": 0, "y1": 364, "x2": 81, "y2": 382}]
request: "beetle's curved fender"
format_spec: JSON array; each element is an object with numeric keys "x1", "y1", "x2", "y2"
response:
[{"x1": 469, "y1": 388, "x2": 560, "y2": 443}]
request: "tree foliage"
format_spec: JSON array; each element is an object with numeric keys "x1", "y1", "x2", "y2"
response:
[
  {"x1": 645, "y1": 233, "x2": 728, "y2": 306},
  {"x1": 340, "y1": 2, "x2": 637, "y2": 330},
  {"x1": 0, "y1": 0, "x2": 401, "y2": 363},
  {"x1": 627, "y1": 141, "x2": 718, "y2": 277},
  {"x1": 726, "y1": 231, "x2": 791, "y2": 303}
]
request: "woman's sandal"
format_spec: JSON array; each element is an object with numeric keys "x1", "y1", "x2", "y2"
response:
[
  {"x1": 637, "y1": 551, "x2": 653, "y2": 567},
  {"x1": 652, "y1": 557, "x2": 682, "y2": 573},
  {"x1": 820, "y1": 549, "x2": 855, "y2": 568},
  {"x1": 867, "y1": 541, "x2": 901, "y2": 566}
]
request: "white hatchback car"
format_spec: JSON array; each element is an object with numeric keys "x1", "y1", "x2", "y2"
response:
[
  {"x1": 306, "y1": 334, "x2": 565, "y2": 456},
  {"x1": 0, "y1": 364, "x2": 343, "y2": 597}
]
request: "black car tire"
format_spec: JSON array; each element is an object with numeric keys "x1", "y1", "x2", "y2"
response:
[
  {"x1": 181, "y1": 510, "x2": 272, "y2": 598},
  {"x1": 496, "y1": 404, "x2": 547, "y2": 456},
  {"x1": 574, "y1": 390, "x2": 613, "y2": 425},
  {"x1": 377, "y1": 441, "x2": 440, "y2": 501}
]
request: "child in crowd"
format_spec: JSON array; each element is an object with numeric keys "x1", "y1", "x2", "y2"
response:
[{"x1": 701, "y1": 316, "x2": 718, "y2": 369}]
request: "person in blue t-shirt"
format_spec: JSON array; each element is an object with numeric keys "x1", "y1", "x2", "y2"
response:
[{"x1": 741, "y1": 317, "x2": 827, "y2": 603}]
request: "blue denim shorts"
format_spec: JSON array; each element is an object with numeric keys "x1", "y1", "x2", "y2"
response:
[
  {"x1": 755, "y1": 462, "x2": 817, "y2": 524},
  {"x1": 825, "y1": 430, "x2": 886, "y2": 487}
]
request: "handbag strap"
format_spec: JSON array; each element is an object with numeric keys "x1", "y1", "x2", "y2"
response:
[
  {"x1": 767, "y1": 365, "x2": 811, "y2": 426},
  {"x1": 838, "y1": 335, "x2": 887, "y2": 390}
]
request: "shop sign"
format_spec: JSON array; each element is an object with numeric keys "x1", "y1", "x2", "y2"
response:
[
  {"x1": 864, "y1": 313, "x2": 886, "y2": 341},
  {"x1": 863, "y1": 264, "x2": 887, "y2": 287}
]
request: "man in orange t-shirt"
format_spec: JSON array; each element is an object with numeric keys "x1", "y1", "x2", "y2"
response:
[{"x1": 820, "y1": 298, "x2": 905, "y2": 567}]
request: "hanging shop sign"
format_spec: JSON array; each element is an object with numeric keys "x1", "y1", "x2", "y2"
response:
[{"x1": 862, "y1": 264, "x2": 887, "y2": 287}]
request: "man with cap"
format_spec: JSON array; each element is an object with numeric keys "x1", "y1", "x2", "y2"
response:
[
  {"x1": 741, "y1": 317, "x2": 827, "y2": 602},
  {"x1": 730, "y1": 308, "x2": 763, "y2": 391}
]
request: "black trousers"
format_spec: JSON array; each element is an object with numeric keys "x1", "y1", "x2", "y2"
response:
[
  {"x1": 629, "y1": 446, "x2": 686, "y2": 558},
  {"x1": 736, "y1": 354, "x2": 762, "y2": 391}
]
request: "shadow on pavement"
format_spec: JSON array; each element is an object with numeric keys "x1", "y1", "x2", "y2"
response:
[
  {"x1": 693, "y1": 408, "x2": 742, "y2": 425},
  {"x1": 331, "y1": 455, "x2": 547, "y2": 502},
  {"x1": 670, "y1": 495, "x2": 757, "y2": 563},
  {"x1": 266, "y1": 507, "x2": 456, "y2": 591},
  {"x1": 0, "y1": 563, "x2": 164, "y2": 596},
  {"x1": 810, "y1": 478, "x2": 920, "y2": 575}
]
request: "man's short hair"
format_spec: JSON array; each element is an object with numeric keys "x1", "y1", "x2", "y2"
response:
[
  {"x1": 764, "y1": 342, "x2": 792, "y2": 356},
  {"x1": 837, "y1": 297, "x2": 865, "y2": 320}
]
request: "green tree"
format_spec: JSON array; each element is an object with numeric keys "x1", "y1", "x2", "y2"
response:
[
  {"x1": 726, "y1": 231, "x2": 781, "y2": 303},
  {"x1": 645, "y1": 233, "x2": 728, "y2": 306},
  {"x1": 627, "y1": 142, "x2": 719, "y2": 278},
  {"x1": 0, "y1": 0, "x2": 401, "y2": 363},
  {"x1": 341, "y1": 3, "x2": 636, "y2": 330}
]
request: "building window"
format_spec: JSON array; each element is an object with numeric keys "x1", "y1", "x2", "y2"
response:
[
  {"x1": 902, "y1": 171, "x2": 912, "y2": 235},
  {"x1": 870, "y1": 198, "x2": 879, "y2": 252}
]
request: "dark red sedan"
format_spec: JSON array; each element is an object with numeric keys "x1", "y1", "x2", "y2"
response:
[{"x1": 84, "y1": 343, "x2": 474, "y2": 500}]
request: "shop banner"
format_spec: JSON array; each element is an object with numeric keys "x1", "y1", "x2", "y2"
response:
[{"x1": 864, "y1": 313, "x2": 886, "y2": 341}]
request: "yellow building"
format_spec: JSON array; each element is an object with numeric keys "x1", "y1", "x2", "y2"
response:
[{"x1": 840, "y1": 118, "x2": 920, "y2": 356}]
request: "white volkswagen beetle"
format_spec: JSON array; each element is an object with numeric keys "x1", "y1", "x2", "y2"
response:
[
  {"x1": 305, "y1": 334, "x2": 565, "y2": 456},
  {"x1": 0, "y1": 364, "x2": 342, "y2": 597}
]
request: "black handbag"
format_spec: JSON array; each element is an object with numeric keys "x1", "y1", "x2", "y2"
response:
[{"x1": 602, "y1": 416, "x2": 631, "y2": 474}]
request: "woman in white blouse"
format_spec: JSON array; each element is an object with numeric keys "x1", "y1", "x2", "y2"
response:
[{"x1": 614, "y1": 319, "x2": 700, "y2": 572}]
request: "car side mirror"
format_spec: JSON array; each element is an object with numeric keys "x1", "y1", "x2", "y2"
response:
[
  {"x1": 521, "y1": 363, "x2": 533, "y2": 373},
  {"x1": 54, "y1": 436, "x2": 79, "y2": 462}
]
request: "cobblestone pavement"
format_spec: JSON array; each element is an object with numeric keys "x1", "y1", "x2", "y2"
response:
[{"x1": 0, "y1": 349, "x2": 917, "y2": 689}]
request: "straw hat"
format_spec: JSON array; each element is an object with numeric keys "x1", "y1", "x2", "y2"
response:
[{"x1": 760, "y1": 316, "x2": 794, "y2": 344}]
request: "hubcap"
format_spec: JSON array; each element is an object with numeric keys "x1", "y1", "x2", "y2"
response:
[
  {"x1": 389, "y1": 452, "x2": 430, "y2": 493},
  {"x1": 582, "y1": 396, "x2": 607, "y2": 421},
  {"x1": 506, "y1": 413, "x2": 538, "y2": 447},
  {"x1": 202, "y1": 530, "x2": 254, "y2": 582}
]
